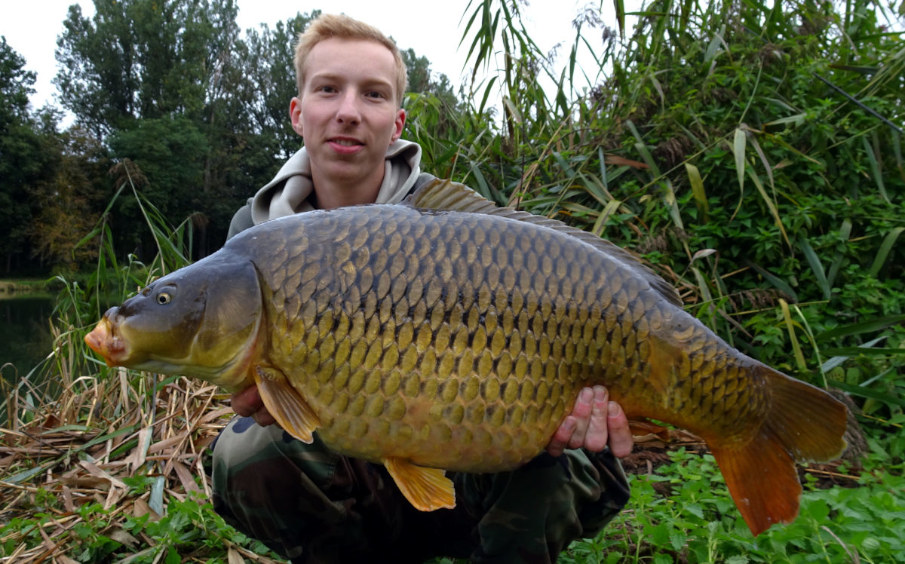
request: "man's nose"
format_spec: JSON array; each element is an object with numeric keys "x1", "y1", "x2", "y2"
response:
[{"x1": 336, "y1": 91, "x2": 362, "y2": 124}]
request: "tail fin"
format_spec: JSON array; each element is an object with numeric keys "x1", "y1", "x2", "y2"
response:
[{"x1": 709, "y1": 366, "x2": 848, "y2": 536}]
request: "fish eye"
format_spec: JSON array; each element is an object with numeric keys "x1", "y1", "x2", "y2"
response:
[{"x1": 156, "y1": 292, "x2": 172, "y2": 305}]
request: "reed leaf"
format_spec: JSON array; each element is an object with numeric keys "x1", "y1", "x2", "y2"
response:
[
  {"x1": 816, "y1": 314, "x2": 905, "y2": 342},
  {"x1": 825, "y1": 219, "x2": 852, "y2": 290},
  {"x1": 591, "y1": 199, "x2": 625, "y2": 237},
  {"x1": 831, "y1": 380, "x2": 905, "y2": 408},
  {"x1": 798, "y1": 237, "x2": 831, "y2": 300},
  {"x1": 823, "y1": 347, "x2": 905, "y2": 357},
  {"x1": 745, "y1": 260, "x2": 798, "y2": 302},
  {"x1": 862, "y1": 134, "x2": 890, "y2": 203},
  {"x1": 747, "y1": 167, "x2": 791, "y2": 247},
  {"x1": 869, "y1": 226, "x2": 905, "y2": 278},
  {"x1": 732, "y1": 127, "x2": 747, "y2": 194},
  {"x1": 779, "y1": 299, "x2": 808, "y2": 374},
  {"x1": 684, "y1": 162, "x2": 709, "y2": 220}
]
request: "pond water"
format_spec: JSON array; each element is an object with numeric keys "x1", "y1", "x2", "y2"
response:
[{"x1": 0, "y1": 296, "x2": 55, "y2": 389}]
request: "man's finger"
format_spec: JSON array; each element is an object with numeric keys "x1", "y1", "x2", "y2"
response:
[
  {"x1": 606, "y1": 401, "x2": 634, "y2": 458},
  {"x1": 230, "y1": 386, "x2": 263, "y2": 417},
  {"x1": 546, "y1": 416, "x2": 577, "y2": 457},
  {"x1": 567, "y1": 387, "x2": 594, "y2": 449},
  {"x1": 582, "y1": 386, "x2": 610, "y2": 452},
  {"x1": 252, "y1": 408, "x2": 277, "y2": 427}
]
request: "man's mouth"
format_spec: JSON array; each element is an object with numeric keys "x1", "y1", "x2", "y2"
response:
[{"x1": 330, "y1": 137, "x2": 363, "y2": 146}]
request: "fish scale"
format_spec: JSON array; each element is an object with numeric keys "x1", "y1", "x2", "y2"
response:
[{"x1": 85, "y1": 180, "x2": 847, "y2": 536}]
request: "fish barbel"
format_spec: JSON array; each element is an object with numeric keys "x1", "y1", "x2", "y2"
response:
[{"x1": 85, "y1": 181, "x2": 847, "y2": 536}]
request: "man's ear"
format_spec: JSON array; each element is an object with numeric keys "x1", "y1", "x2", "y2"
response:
[
  {"x1": 391, "y1": 108, "x2": 406, "y2": 142},
  {"x1": 290, "y1": 97, "x2": 303, "y2": 136}
]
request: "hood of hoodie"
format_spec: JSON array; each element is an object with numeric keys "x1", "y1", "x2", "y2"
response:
[{"x1": 250, "y1": 139, "x2": 423, "y2": 224}]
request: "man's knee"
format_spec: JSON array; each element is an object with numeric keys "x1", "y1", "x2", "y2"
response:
[
  {"x1": 462, "y1": 450, "x2": 629, "y2": 563},
  {"x1": 210, "y1": 418, "x2": 344, "y2": 559}
]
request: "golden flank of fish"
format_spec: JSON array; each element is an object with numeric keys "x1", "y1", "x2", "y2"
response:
[{"x1": 85, "y1": 181, "x2": 847, "y2": 536}]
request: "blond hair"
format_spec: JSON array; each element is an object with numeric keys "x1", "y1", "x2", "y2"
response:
[{"x1": 294, "y1": 13, "x2": 408, "y2": 106}]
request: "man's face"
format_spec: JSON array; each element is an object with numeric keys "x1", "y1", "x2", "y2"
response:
[{"x1": 291, "y1": 38, "x2": 406, "y2": 193}]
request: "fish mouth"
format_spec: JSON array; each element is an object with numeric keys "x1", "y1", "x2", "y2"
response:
[{"x1": 84, "y1": 317, "x2": 128, "y2": 366}]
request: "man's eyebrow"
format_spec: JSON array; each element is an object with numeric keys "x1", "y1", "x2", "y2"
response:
[{"x1": 308, "y1": 72, "x2": 394, "y2": 89}]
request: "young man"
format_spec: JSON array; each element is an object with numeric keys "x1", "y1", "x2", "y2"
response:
[{"x1": 212, "y1": 14, "x2": 633, "y2": 563}]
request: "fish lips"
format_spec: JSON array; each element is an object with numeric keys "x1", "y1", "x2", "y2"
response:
[{"x1": 84, "y1": 312, "x2": 129, "y2": 366}]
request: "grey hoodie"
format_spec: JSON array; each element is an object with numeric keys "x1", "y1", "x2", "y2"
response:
[{"x1": 227, "y1": 139, "x2": 433, "y2": 240}]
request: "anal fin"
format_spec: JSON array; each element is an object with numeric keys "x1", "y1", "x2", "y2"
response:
[
  {"x1": 253, "y1": 366, "x2": 320, "y2": 443},
  {"x1": 384, "y1": 457, "x2": 456, "y2": 511}
]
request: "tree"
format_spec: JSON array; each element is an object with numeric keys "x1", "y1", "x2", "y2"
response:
[
  {"x1": 0, "y1": 37, "x2": 60, "y2": 274},
  {"x1": 234, "y1": 12, "x2": 317, "y2": 161},
  {"x1": 55, "y1": 0, "x2": 248, "y2": 258},
  {"x1": 55, "y1": 0, "x2": 241, "y2": 136},
  {"x1": 29, "y1": 118, "x2": 111, "y2": 273}
]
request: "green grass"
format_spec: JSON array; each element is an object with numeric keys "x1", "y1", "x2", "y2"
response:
[
  {"x1": 4, "y1": 428, "x2": 902, "y2": 562},
  {"x1": 564, "y1": 431, "x2": 905, "y2": 563}
]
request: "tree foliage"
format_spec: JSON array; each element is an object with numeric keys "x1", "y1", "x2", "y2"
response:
[
  {"x1": 28, "y1": 122, "x2": 110, "y2": 272},
  {"x1": 234, "y1": 13, "x2": 315, "y2": 160},
  {"x1": 55, "y1": 0, "x2": 241, "y2": 135},
  {"x1": 0, "y1": 37, "x2": 60, "y2": 274}
]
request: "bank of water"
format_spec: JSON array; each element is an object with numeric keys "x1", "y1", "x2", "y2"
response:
[{"x1": 0, "y1": 295, "x2": 55, "y2": 392}]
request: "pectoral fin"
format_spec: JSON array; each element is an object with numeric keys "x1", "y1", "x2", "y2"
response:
[
  {"x1": 383, "y1": 457, "x2": 456, "y2": 511},
  {"x1": 253, "y1": 366, "x2": 320, "y2": 443}
]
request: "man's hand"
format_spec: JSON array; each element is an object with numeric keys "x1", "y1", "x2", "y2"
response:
[
  {"x1": 546, "y1": 385, "x2": 634, "y2": 458},
  {"x1": 230, "y1": 386, "x2": 276, "y2": 427}
]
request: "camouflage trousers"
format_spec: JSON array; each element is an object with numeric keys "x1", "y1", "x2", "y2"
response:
[{"x1": 210, "y1": 416, "x2": 630, "y2": 563}]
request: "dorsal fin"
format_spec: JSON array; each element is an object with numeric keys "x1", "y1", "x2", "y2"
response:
[{"x1": 406, "y1": 180, "x2": 683, "y2": 307}]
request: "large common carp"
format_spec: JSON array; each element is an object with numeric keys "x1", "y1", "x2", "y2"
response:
[{"x1": 85, "y1": 181, "x2": 846, "y2": 536}]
